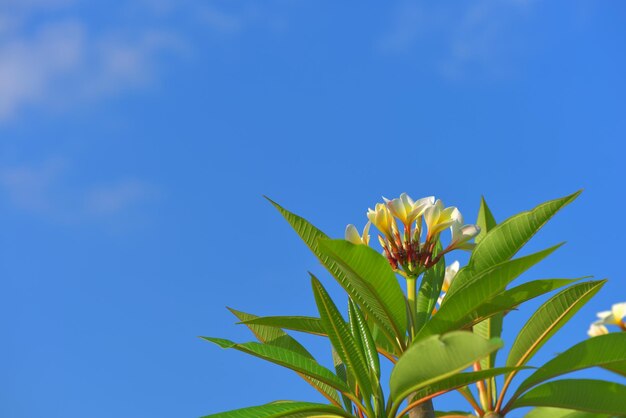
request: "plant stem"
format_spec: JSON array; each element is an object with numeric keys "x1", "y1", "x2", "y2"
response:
[
  {"x1": 407, "y1": 398, "x2": 435, "y2": 418},
  {"x1": 474, "y1": 362, "x2": 490, "y2": 411},
  {"x1": 457, "y1": 387, "x2": 483, "y2": 415},
  {"x1": 406, "y1": 276, "x2": 417, "y2": 338}
]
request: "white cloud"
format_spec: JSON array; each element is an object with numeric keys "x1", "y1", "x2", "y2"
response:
[
  {"x1": 85, "y1": 180, "x2": 157, "y2": 216},
  {"x1": 376, "y1": 2, "x2": 426, "y2": 54},
  {"x1": 194, "y1": 2, "x2": 287, "y2": 35},
  {"x1": 0, "y1": 0, "x2": 286, "y2": 123},
  {"x1": 0, "y1": 159, "x2": 157, "y2": 222},
  {"x1": 0, "y1": 157, "x2": 67, "y2": 213},
  {"x1": 0, "y1": 3, "x2": 184, "y2": 122},
  {"x1": 199, "y1": 6, "x2": 243, "y2": 34},
  {"x1": 0, "y1": 21, "x2": 84, "y2": 119},
  {"x1": 377, "y1": 0, "x2": 532, "y2": 79}
]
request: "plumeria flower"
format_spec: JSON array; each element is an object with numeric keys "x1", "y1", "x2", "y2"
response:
[
  {"x1": 383, "y1": 193, "x2": 434, "y2": 225},
  {"x1": 345, "y1": 222, "x2": 371, "y2": 245},
  {"x1": 424, "y1": 199, "x2": 458, "y2": 239},
  {"x1": 442, "y1": 260, "x2": 460, "y2": 293},
  {"x1": 365, "y1": 194, "x2": 476, "y2": 274},
  {"x1": 367, "y1": 203, "x2": 396, "y2": 239},
  {"x1": 438, "y1": 260, "x2": 460, "y2": 305},
  {"x1": 588, "y1": 322, "x2": 609, "y2": 337},
  {"x1": 595, "y1": 302, "x2": 626, "y2": 328},
  {"x1": 448, "y1": 209, "x2": 480, "y2": 250}
]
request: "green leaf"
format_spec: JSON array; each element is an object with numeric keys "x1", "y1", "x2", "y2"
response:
[
  {"x1": 448, "y1": 191, "x2": 580, "y2": 295},
  {"x1": 509, "y1": 379, "x2": 626, "y2": 415},
  {"x1": 348, "y1": 301, "x2": 385, "y2": 415},
  {"x1": 506, "y1": 280, "x2": 605, "y2": 369},
  {"x1": 317, "y1": 239, "x2": 407, "y2": 349},
  {"x1": 242, "y1": 313, "x2": 398, "y2": 361},
  {"x1": 367, "y1": 318, "x2": 399, "y2": 359},
  {"x1": 348, "y1": 299, "x2": 380, "y2": 379},
  {"x1": 525, "y1": 407, "x2": 612, "y2": 418},
  {"x1": 445, "y1": 242, "x2": 562, "y2": 301},
  {"x1": 419, "y1": 245, "x2": 562, "y2": 339},
  {"x1": 415, "y1": 241, "x2": 445, "y2": 331},
  {"x1": 473, "y1": 196, "x2": 500, "y2": 376},
  {"x1": 475, "y1": 196, "x2": 497, "y2": 244},
  {"x1": 604, "y1": 360, "x2": 626, "y2": 377},
  {"x1": 228, "y1": 308, "x2": 342, "y2": 406},
  {"x1": 331, "y1": 347, "x2": 353, "y2": 412},
  {"x1": 389, "y1": 331, "x2": 503, "y2": 402},
  {"x1": 239, "y1": 316, "x2": 326, "y2": 336},
  {"x1": 267, "y1": 198, "x2": 404, "y2": 352},
  {"x1": 410, "y1": 367, "x2": 526, "y2": 403},
  {"x1": 470, "y1": 191, "x2": 580, "y2": 272},
  {"x1": 229, "y1": 308, "x2": 313, "y2": 358},
  {"x1": 201, "y1": 401, "x2": 353, "y2": 418},
  {"x1": 202, "y1": 337, "x2": 349, "y2": 394},
  {"x1": 311, "y1": 275, "x2": 374, "y2": 400},
  {"x1": 470, "y1": 278, "x2": 580, "y2": 326},
  {"x1": 514, "y1": 332, "x2": 626, "y2": 397}
]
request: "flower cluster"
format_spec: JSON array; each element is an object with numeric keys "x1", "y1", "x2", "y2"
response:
[
  {"x1": 587, "y1": 302, "x2": 626, "y2": 337},
  {"x1": 345, "y1": 193, "x2": 479, "y2": 276}
]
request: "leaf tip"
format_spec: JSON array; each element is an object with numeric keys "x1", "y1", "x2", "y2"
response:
[
  {"x1": 569, "y1": 189, "x2": 583, "y2": 202},
  {"x1": 308, "y1": 271, "x2": 321, "y2": 285},
  {"x1": 263, "y1": 195, "x2": 279, "y2": 208}
]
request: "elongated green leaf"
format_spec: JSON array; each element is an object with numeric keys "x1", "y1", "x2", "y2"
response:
[
  {"x1": 243, "y1": 313, "x2": 397, "y2": 361},
  {"x1": 604, "y1": 360, "x2": 626, "y2": 377},
  {"x1": 470, "y1": 191, "x2": 580, "y2": 272},
  {"x1": 367, "y1": 318, "x2": 399, "y2": 358},
  {"x1": 240, "y1": 316, "x2": 326, "y2": 336},
  {"x1": 475, "y1": 196, "x2": 497, "y2": 245},
  {"x1": 415, "y1": 242, "x2": 445, "y2": 331},
  {"x1": 525, "y1": 407, "x2": 612, "y2": 418},
  {"x1": 311, "y1": 275, "x2": 374, "y2": 399},
  {"x1": 506, "y1": 280, "x2": 605, "y2": 369},
  {"x1": 348, "y1": 299, "x2": 380, "y2": 379},
  {"x1": 448, "y1": 191, "x2": 580, "y2": 295},
  {"x1": 267, "y1": 198, "x2": 404, "y2": 352},
  {"x1": 202, "y1": 401, "x2": 353, "y2": 418},
  {"x1": 469, "y1": 278, "x2": 579, "y2": 326},
  {"x1": 389, "y1": 331, "x2": 503, "y2": 402},
  {"x1": 331, "y1": 347, "x2": 353, "y2": 412},
  {"x1": 229, "y1": 308, "x2": 341, "y2": 406},
  {"x1": 445, "y1": 243, "x2": 562, "y2": 301},
  {"x1": 202, "y1": 337, "x2": 349, "y2": 393},
  {"x1": 515, "y1": 332, "x2": 626, "y2": 397},
  {"x1": 229, "y1": 308, "x2": 313, "y2": 358},
  {"x1": 473, "y1": 196, "x2": 500, "y2": 377},
  {"x1": 317, "y1": 239, "x2": 407, "y2": 348},
  {"x1": 419, "y1": 245, "x2": 561, "y2": 339},
  {"x1": 509, "y1": 379, "x2": 626, "y2": 415},
  {"x1": 410, "y1": 367, "x2": 525, "y2": 402}
]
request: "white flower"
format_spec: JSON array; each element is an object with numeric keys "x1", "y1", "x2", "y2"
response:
[
  {"x1": 448, "y1": 209, "x2": 480, "y2": 250},
  {"x1": 595, "y1": 302, "x2": 626, "y2": 326},
  {"x1": 424, "y1": 199, "x2": 457, "y2": 238},
  {"x1": 587, "y1": 322, "x2": 609, "y2": 337},
  {"x1": 383, "y1": 193, "x2": 434, "y2": 225},
  {"x1": 367, "y1": 203, "x2": 395, "y2": 239},
  {"x1": 438, "y1": 261, "x2": 460, "y2": 305},
  {"x1": 442, "y1": 260, "x2": 460, "y2": 293},
  {"x1": 345, "y1": 222, "x2": 371, "y2": 245}
]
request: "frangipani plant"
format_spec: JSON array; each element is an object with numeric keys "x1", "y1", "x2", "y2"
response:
[
  {"x1": 203, "y1": 192, "x2": 626, "y2": 418},
  {"x1": 588, "y1": 302, "x2": 626, "y2": 337}
]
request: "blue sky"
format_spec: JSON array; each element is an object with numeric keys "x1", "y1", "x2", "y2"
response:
[{"x1": 1, "y1": 1, "x2": 625, "y2": 417}]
